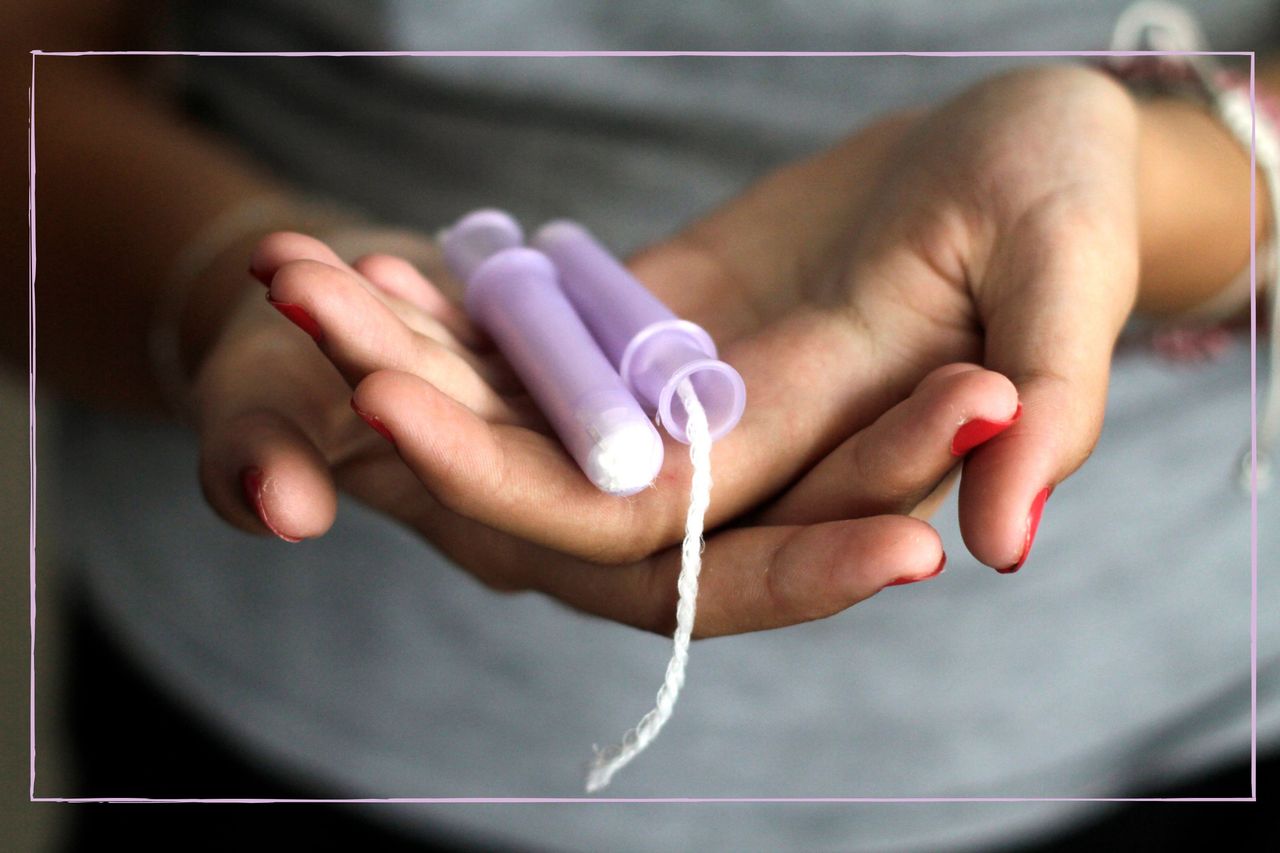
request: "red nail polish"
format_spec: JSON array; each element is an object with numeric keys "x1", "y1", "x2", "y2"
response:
[
  {"x1": 350, "y1": 398, "x2": 395, "y2": 445},
  {"x1": 999, "y1": 485, "x2": 1052, "y2": 573},
  {"x1": 240, "y1": 466, "x2": 302, "y2": 543},
  {"x1": 887, "y1": 553, "x2": 947, "y2": 587},
  {"x1": 951, "y1": 402, "x2": 1022, "y2": 456},
  {"x1": 266, "y1": 295, "x2": 322, "y2": 343},
  {"x1": 249, "y1": 264, "x2": 271, "y2": 287}
]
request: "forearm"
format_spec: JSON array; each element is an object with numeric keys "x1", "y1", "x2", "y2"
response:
[
  {"x1": 0, "y1": 0, "x2": 364, "y2": 414},
  {"x1": 1134, "y1": 58, "x2": 1280, "y2": 316},
  {"x1": 6, "y1": 55, "x2": 314, "y2": 413}
]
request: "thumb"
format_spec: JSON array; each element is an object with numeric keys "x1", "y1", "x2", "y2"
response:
[{"x1": 958, "y1": 216, "x2": 1138, "y2": 571}]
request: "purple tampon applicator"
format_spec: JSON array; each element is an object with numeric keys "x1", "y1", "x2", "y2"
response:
[
  {"x1": 532, "y1": 221, "x2": 746, "y2": 444},
  {"x1": 439, "y1": 210, "x2": 664, "y2": 496}
]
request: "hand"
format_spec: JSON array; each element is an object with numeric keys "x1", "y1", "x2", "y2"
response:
[
  {"x1": 202, "y1": 62, "x2": 1147, "y2": 635},
  {"x1": 643, "y1": 63, "x2": 1143, "y2": 571},
  {"x1": 194, "y1": 229, "x2": 970, "y2": 637},
  {"x1": 320, "y1": 64, "x2": 1139, "y2": 574},
  {"x1": 709, "y1": 63, "x2": 1143, "y2": 570}
]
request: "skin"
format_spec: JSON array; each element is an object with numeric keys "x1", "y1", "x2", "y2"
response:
[
  {"x1": 200, "y1": 66, "x2": 1262, "y2": 635},
  {"x1": 3, "y1": 7, "x2": 1271, "y2": 637}
]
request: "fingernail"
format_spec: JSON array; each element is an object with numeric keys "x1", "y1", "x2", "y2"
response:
[
  {"x1": 951, "y1": 402, "x2": 1022, "y2": 456},
  {"x1": 249, "y1": 264, "x2": 270, "y2": 287},
  {"x1": 999, "y1": 485, "x2": 1052, "y2": 573},
  {"x1": 240, "y1": 466, "x2": 302, "y2": 543},
  {"x1": 887, "y1": 553, "x2": 947, "y2": 587},
  {"x1": 266, "y1": 295, "x2": 323, "y2": 343},
  {"x1": 350, "y1": 398, "x2": 395, "y2": 445}
]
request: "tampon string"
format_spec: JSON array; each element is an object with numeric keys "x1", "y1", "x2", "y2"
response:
[
  {"x1": 442, "y1": 209, "x2": 737, "y2": 792},
  {"x1": 585, "y1": 378, "x2": 713, "y2": 793}
]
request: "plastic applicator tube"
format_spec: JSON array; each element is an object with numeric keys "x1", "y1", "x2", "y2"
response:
[
  {"x1": 439, "y1": 210, "x2": 664, "y2": 496},
  {"x1": 532, "y1": 220, "x2": 746, "y2": 444}
]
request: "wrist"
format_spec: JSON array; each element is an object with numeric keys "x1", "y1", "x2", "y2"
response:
[
  {"x1": 152, "y1": 195, "x2": 366, "y2": 420},
  {"x1": 1134, "y1": 90, "x2": 1270, "y2": 317}
]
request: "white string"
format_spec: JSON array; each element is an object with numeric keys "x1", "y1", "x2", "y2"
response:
[{"x1": 585, "y1": 378, "x2": 713, "y2": 793}]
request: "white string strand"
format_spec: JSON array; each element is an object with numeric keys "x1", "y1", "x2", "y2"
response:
[{"x1": 585, "y1": 378, "x2": 713, "y2": 793}]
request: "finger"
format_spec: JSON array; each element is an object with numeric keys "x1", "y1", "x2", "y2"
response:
[
  {"x1": 351, "y1": 252, "x2": 485, "y2": 349},
  {"x1": 249, "y1": 230, "x2": 365, "y2": 288},
  {"x1": 959, "y1": 214, "x2": 1138, "y2": 571},
  {"x1": 351, "y1": 369, "x2": 685, "y2": 564},
  {"x1": 195, "y1": 326, "x2": 342, "y2": 542},
  {"x1": 254, "y1": 232, "x2": 516, "y2": 392},
  {"x1": 251, "y1": 231, "x2": 477, "y2": 352},
  {"x1": 760, "y1": 364, "x2": 1020, "y2": 525},
  {"x1": 651, "y1": 515, "x2": 946, "y2": 638},
  {"x1": 350, "y1": 252, "x2": 438, "y2": 309},
  {"x1": 253, "y1": 231, "x2": 491, "y2": 353},
  {"x1": 268, "y1": 258, "x2": 526, "y2": 424},
  {"x1": 382, "y1": 471, "x2": 947, "y2": 637},
  {"x1": 199, "y1": 408, "x2": 339, "y2": 542},
  {"x1": 352, "y1": 253, "x2": 520, "y2": 393},
  {"x1": 353, "y1": 314, "x2": 929, "y2": 563}
]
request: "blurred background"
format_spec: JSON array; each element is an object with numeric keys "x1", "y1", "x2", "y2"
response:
[{"x1": 2, "y1": 366, "x2": 64, "y2": 851}]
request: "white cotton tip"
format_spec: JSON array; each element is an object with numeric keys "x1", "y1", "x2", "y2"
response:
[{"x1": 585, "y1": 421, "x2": 665, "y2": 496}]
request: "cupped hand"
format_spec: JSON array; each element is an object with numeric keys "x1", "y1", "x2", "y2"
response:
[
  {"x1": 636, "y1": 62, "x2": 1139, "y2": 570},
  {"x1": 328, "y1": 63, "x2": 1137, "y2": 573},
  {"x1": 196, "y1": 62, "x2": 1139, "y2": 635},
  {"x1": 193, "y1": 228, "x2": 964, "y2": 637},
  {"x1": 705, "y1": 63, "x2": 1141, "y2": 570}
]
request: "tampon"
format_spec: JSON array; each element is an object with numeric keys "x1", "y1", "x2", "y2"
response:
[
  {"x1": 439, "y1": 210, "x2": 664, "y2": 496},
  {"x1": 532, "y1": 220, "x2": 746, "y2": 444}
]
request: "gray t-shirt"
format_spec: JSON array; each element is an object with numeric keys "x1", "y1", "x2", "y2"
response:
[{"x1": 51, "y1": 2, "x2": 1279, "y2": 850}]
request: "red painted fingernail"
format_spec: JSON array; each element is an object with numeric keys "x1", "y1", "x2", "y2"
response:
[
  {"x1": 951, "y1": 402, "x2": 1022, "y2": 456},
  {"x1": 887, "y1": 553, "x2": 947, "y2": 587},
  {"x1": 240, "y1": 466, "x2": 302, "y2": 543},
  {"x1": 249, "y1": 264, "x2": 270, "y2": 287},
  {"x1": 350, "y1": 398, "x2": 395, "y2": 445},
  {"x1": 999, "y1": 485, "x2": 1052, "y2": 573},
  {"x1": 266, "y1": 295, "x2": 322, "y2": 343}
]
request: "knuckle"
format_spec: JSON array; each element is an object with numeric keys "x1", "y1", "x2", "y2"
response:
[{"x1": 762, "y1": 528, "x2": 830, "y2": 626}]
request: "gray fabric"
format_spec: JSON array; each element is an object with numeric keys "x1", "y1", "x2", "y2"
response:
[
  {"x1": 52, "y1": 2, "x2": 1279, "y2": 850},
  {"x1": 56, "y1": 342, "x2": 1278, "y2": 851}
]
